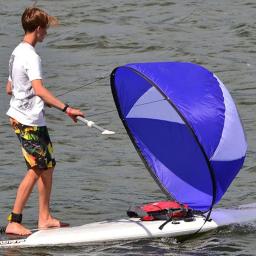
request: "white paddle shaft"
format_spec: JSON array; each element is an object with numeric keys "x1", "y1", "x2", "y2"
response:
[{"x1": 77, "y1": 116, "x2": 115, "y2": 135}]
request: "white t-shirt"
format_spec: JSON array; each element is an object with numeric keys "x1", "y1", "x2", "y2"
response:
[{"x1": 6, "y1": 42, "x2": 46, "y2": 126}]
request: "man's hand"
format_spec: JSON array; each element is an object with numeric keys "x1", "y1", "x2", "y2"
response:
[{"x1": 66, "y1": 107, "x2": 84, "y2": 123}]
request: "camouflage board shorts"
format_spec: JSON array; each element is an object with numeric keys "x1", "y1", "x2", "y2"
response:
[{"x1": 11, "y1": 119, "x2": 56, "y2": 170}]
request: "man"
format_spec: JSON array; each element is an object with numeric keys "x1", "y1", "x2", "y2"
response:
[{"x1": 5, "y1": 7, "x2": 84, "y2": 236}]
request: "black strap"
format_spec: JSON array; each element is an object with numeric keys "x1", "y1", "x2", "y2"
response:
[
  {"x1": 8, "y1": 212, "x2": 23, "y2": 223},
  {"x1": 62, "y1": 104, "x2": 69, "y2": 112},
  {"x1": 159, "y1": 216, "x2": 173, "y2": 230}
]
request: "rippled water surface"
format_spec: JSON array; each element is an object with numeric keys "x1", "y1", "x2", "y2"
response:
[{"x1": 0, "y1": 0, "x2": 256, "y2": 255}]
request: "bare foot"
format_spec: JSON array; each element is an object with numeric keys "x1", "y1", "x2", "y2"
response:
[
  {"x1": 5, "y1": 222, "x2": 32, "y2": 236},
  {"x1": 38, "y1": 216, "x2": 69, "y2": 229}
]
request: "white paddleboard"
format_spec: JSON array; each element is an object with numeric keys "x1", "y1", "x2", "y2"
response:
[{"x1": 1, "y1": 203, "x2": 256, "y2": 248}]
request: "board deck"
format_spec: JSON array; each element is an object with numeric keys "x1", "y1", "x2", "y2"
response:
[{"x1": 1, "y1": 203, "x2": 256, "y2": 248}]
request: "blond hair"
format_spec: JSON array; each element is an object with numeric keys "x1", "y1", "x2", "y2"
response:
[{"x1": 21, "y1": 7, "x2": 58, "y2": 33}]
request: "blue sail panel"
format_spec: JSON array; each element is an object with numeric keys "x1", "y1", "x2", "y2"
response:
[
  {"x1": 127, "y1": 118, "x2": 213, "y2": 210},
  {"x1": 126, "y1": 62, "x2": 225, "y2": 159},
  {"x1": 113, "y1": 67, "x2": 151, "y2": 117},
  {"x1": 211, "y1": 157, "x2": 246, "y2": 203}
]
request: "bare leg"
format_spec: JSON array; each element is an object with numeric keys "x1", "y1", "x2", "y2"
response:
[
  {"x1": 37, "y1": 168, "x2": 67, "y2": 228},
  {"x1": 5, "y1": 169, "x2": 40, "y2": 236},
  {"x1": 38, "y1": 167, "x2": 53, "y2": 223}
]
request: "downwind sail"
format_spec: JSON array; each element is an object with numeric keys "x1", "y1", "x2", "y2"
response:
[{"x1": 111, "y1": 62, "x2": 247, "y2": 211}]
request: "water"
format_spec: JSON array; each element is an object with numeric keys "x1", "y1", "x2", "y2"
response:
[{"x1": 0, "y1": 0, "x2": 256, "y2": 255}]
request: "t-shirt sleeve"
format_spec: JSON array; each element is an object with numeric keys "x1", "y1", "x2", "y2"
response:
[{"x1": 26, "y1": 54, "x2": 43, "y2": 81}]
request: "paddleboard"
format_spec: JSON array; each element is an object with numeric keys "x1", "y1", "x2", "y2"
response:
[{"x1": 1, "y1": 203, "x2": 256, "y2": 248}]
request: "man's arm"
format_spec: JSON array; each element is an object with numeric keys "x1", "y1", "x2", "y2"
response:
[
  {"x1": 32, "y1": 79, "x2": 66, "y2": 110},
  {"x1": 32, "y1": 79, "x2": 84, "y2": 121},
  {"x1": 6, "y1": 80, "x2": 12, "y2": 95}
]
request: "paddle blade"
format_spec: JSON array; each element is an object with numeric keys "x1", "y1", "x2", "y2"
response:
[{"x1": 102, "y1": 130, "x2": 115, "y2": 135}]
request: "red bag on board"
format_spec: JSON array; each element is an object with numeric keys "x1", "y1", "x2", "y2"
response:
[{"x1": 127, "y1": 200, "x2": 192, "y2": 221}]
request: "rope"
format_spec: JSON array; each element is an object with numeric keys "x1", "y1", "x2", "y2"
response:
[{"x1": 56, "y1": 75, "x2": 107, "y2": 97}]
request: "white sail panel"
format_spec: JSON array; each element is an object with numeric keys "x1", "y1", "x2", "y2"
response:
[
  {"x1": 127, "y1": 87, "x2": 185, "y2": 125},
  {"x1": 211, "y1": 75, "x2": 247, "y2": 161}
]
